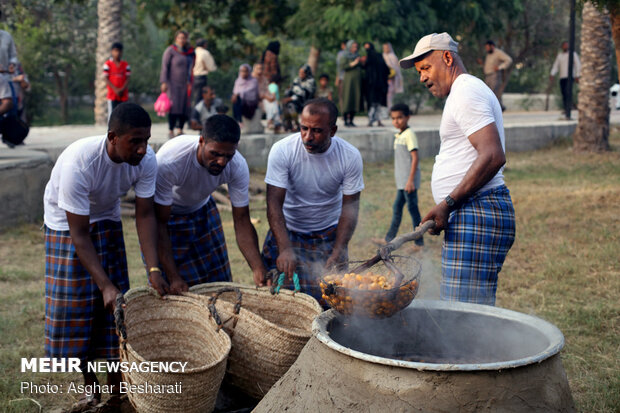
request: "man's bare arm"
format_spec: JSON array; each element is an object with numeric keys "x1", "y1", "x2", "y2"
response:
[
  {"x1": 326, "y1": 192, "x2": 361, "y2": 270},
  {"x1": 66, "y1": 212, "x2": 119, "y2": 312},
  {"x1": 153, "y1": 202, "x2": 188, "y2": 295},
  {"x1": 232, "y1": 205, "x2": 268, "y2": 286},
  {"x1": 266, "y1": 184, "x2": 296, "y2": 278}
]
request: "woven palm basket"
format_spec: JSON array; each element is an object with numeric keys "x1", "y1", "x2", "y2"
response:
[
  {"x1": 120, "y1": 287, "x2": 231, "y2": 413},
  {"x1": 188, "y1": 282, "x2": 322, "y2": 399}
]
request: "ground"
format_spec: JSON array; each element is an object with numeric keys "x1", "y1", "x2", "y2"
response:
[{"x1": 0, "y1": 133, "x2": 618, "y2": 412}]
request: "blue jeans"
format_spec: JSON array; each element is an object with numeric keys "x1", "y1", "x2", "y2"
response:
[{"x1": 385, "y1": 189, "x2": 423, "y2": 245}]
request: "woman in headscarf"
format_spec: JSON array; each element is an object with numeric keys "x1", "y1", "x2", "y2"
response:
[
  {"x1": 363, "y1": 42, "x2": 390, "y2": 127},
  {"x1": 231, "y1": 63, "x2": 260, "y2": 124},
  {"x1": 261, "y1": 41, "x2": 281, "y2": 83},
  {"x1": 282, "y1": 63, "x2": 316, "y2": 131},
  {"x1": 341, "y1": 40, "x2": 362, "y2": 127},
  {"x1": 382, "y1": 42, "x2": 404, "y2": 108},
  {"x1": 160, "y1": 30, "x2": 195, "y2": 138}
]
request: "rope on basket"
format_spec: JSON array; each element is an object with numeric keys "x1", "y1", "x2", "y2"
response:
[{"x1": 207, "y1": 287, "x2": 242, "y2": 337}]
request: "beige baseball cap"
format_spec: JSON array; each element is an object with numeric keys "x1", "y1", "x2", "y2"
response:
[{"x1": 399, "y1": 32, "x2": 459, "y2": 69}]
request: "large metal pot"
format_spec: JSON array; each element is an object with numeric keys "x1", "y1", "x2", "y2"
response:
[{"x1": 254, "y1": 300, "x2": 575, "y2": 412}]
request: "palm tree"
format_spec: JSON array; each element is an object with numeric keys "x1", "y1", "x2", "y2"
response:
[
  {"x1": 574, "y1": 1, "x2": 612, "y2": 152},
  {"x1": 94, "y1": 0, "x2": 122, "y2": 126}
]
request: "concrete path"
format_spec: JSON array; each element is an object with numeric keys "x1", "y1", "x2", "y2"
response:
[{"x1": 6, "y1": 110, "x2": 620, "y2": 155}]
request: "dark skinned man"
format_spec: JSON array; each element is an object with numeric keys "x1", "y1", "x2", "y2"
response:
[
  {"x1": 399, "y1": 33, "x2": 515, "y2": 305},
  {"x1": 152, "y1": 114, "x2": 267, "y2": 292},
  {"x1": 43, "y1": 103, "x2": 160, "y2": 408},
  {"x1": 262, "y1": 98, "x2": 364, "y2": 304}
]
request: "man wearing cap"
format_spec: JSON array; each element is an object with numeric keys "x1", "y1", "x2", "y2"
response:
[{"x1": 399, "y1": 32, "x2": 515, "y2": 306}]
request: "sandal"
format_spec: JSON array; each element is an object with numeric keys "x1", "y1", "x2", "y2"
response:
[{"x1": 68, "y1": 392, "x2": 101, "y2": 413}]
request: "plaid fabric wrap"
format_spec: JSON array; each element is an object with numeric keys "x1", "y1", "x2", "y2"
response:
[
  {"x1": 165, "y1": 197, "x2": 231, "y2": 287},
  {"x1": 262, "y1": 225, "x2": 340, "y2": 304},
  {"x1": 45, "y1": 220, "x2": 129, "y2": 363},
  {"x1": 441, "y1": 185, "x2": 516, "y2": 305}
]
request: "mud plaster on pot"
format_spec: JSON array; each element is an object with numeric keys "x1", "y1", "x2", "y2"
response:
[{"x1": 253, "y1": 337, "x2": 575, "y2": 413}]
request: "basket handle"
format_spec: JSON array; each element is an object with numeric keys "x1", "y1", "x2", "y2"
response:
[
  {"x1": 207, "y1": 287, "x2": 242, "y2": 333},
  {"x1": 114, "y1": 293, "x2": 127, "y2": 341}
]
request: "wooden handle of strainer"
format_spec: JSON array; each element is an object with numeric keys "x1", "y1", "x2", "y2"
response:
[{"x1": 380, "y1": 220, "x2": 436, "y2": 259}]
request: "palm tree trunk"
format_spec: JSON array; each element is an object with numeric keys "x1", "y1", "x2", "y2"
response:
[
  {"x1": 94, "y1": 0, "x2": 123, "y2": 126},
  {"x1": 574, "y1": 1, "x2": 611, "y2": 152}
]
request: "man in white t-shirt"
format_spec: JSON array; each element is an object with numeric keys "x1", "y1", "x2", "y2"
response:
[
  {"x1": 399, "y1": 33, "x2": 515, "y2": 305},
  {"x1": 154, "y1": 114, "x2": 267, "y2": 291},
  {"x1": 262, "y1": 98, "x2": 364, "y2": 303},
  {"x1": 43, "y1": 103, "x2": 160, "y2": 408}
]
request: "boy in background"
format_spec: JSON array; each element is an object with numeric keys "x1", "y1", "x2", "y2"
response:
[
  {"x1": 316, "y1": 73, "x2": 333, "y2": 101},
  {"x1": 373, "y1": 103, "x2": 423, "y2": 247},
  {"x1": 264, "y1": 74, "x2": 282, "y2": 132},
  {"x1": 103, "y1": 42, "x2": 131, "y2": 120}
]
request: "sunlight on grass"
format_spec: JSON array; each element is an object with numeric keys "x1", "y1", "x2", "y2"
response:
[{"x1": 0, "y1": 133, "x2": 618, "y2": 412}]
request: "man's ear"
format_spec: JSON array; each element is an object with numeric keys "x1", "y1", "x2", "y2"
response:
[
  {"x1": 107, "y1": 130, "x2": 116, "y2": 143},
  {"x1": 443, "y1": 51, "x2": 454, "y2": 67},
  {"x1": 330, "y1": 124, "x2": 338, "y2": 137}
]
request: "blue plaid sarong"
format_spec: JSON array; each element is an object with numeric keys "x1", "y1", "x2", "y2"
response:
[
  {"x1": 262, "y1": 224, "x2": 340, "y2": 305},
  {"x1": 45, "y1": 220, "x2": 129, "y2": 363},
  {"x1": 441, "y1": 184, "x2": 516, "y2": 305},
  {"x1": 164, "y1": 197, "x2": 231, "y2": 287}
]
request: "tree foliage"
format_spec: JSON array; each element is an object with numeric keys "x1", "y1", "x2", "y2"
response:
[
  {"x1": 2, "y1": 0, "x2": 97, "y2": 123},
  {"x1": 0, "y1": 0, "x2": 589, "y2": 124}
]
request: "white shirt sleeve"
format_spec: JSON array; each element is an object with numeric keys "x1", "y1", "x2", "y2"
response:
[
  {"x1": 342, "y1": 149, "x2": 364, "y2": 195},
  {"x1": 264, "y1": 143, "x2": 289, "y2": 189},
  {"x1": 57, "y1": 163, "x2": 91, "y2": 216},
  {"x1": 154, "y1": 156, "x2": 175, "y2": 206},
  {"x1": 452, "y1": 84, "x2": 496, "y2": 138},
  {"x1": 573, "y1": 53, "x2": 581, "y2": 78},
  {"x1": 550, "y1": 54, "x2": 560, "y2": 77},
  {"x1": 134, "y1": 150, "x2": 157, "y2": 199},
  {"x1": 205, "y1": 50, "x2": 217, "y2": 73},
  {"x1": 228, "y1": 156, "x2": 250, "y2": 207}
]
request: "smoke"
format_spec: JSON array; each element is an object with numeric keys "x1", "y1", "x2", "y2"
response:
[
  {"x1": 412, "y1": 249, "x2": 441, "y2": 300},
  {"x1": 329, "y1": 302, "x2": 551, "y2": 365}
]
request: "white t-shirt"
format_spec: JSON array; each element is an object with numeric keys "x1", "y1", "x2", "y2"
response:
[
  {"x1": 155, "y1": 134, "x2": 249, "y2": 215},
  {"x1": 265, "y1": 133, "x2": 364, "y2": 233},
  {"x1": 431, "y1": 74, "x2": 506, "y2": 204},
  {"x1": 44, "y1": 135, "x2": 157, "y2": 231}
]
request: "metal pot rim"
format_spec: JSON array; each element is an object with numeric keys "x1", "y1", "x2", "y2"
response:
[{"x1": 312, "y1": 299, "x2": 565, "y2": 371}]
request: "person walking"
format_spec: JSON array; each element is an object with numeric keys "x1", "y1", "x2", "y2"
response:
[
  {"x1": 341, "y1": 40, "x2": 362, "y2": 127},
  {"x1": 482, "y1": 40, "x2": 512, "y2": 111},
  {"x1": 550, "y1": 41, "x2": 581, "y2": 120},
  {"x1": 192, "y1": 38, "x2": 217, "y2": 105},
  {"x1": 400, "y1": 32, "x2": 515, "y2": 305},
  {"x1": 362, "y1": 42, "x2": 389, "y2": 127},
  {"x1": 160, "y1": 30, "x2": 195, "y2": 138}
]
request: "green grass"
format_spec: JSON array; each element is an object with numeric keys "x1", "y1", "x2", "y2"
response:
[{"x1": 0, "y1": 134, "x2": 619, "y2": 411}]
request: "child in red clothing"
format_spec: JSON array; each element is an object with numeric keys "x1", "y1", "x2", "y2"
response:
[{"x1": 103, "y1": 42, "x2": 131, "y2": 120}]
